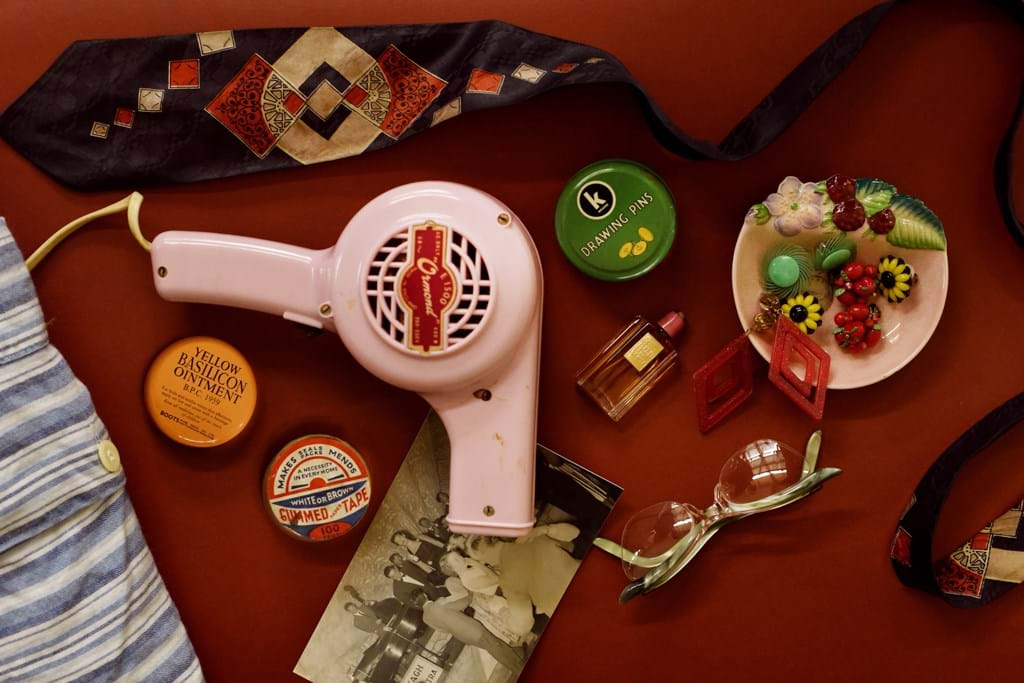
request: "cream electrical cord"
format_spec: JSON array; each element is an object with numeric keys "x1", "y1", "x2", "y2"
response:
[{"x1": 25, "y1": 192, "x2": 150, "y2": 271}]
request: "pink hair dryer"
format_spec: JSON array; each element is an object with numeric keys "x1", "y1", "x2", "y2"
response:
[{"x1": 150, "y1": 182, "x2": 542, "y2": 537}]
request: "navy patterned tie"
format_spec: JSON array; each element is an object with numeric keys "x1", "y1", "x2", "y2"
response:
[
  {"x1": 0, "y1": 4, "x2": 1020, "y2": 243},
  {"x1": 0, "y1": 14, "x2": 881, "y2": 186},
  {"x1": 891, "y1": 392, "x2": 1024, "y2": 606}
]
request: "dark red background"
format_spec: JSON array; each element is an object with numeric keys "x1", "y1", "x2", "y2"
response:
[{"x1": 1, "y1": 1, "x2": 1023, "y2": 680}]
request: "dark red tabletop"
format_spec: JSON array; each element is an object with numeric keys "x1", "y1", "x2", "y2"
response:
[{"x1": 1, "y1": 1, "x2": 1022, "y2": 681}]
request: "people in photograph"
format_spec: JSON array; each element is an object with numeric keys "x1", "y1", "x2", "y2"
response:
[
  {"x1": 464, "y1": 523, "x2": 582, "y2": 636},
  {"x1": 389, "y1": 552, "x2": 446, "y2": 586},
  {"x1": 385, "y1": 565, "x2": 447, "y2": 601},
  {"x1": 513, "y1": 522, "x2": 581, "y2": 550},
  {"x1": 345, "y1": 592, "x2": 417, "y2": 682},
  {"x1": 415, "y1": 580, "x2": 524, "y2": 675},
  {"x1": 348, "y1": 591, "x2": 428, "y2": 683},
  {"x1": 352, "y1": 624, "x2": 406, "y2": 683},
  {"x1": 345, "y1": 602, "x2": 384, "y2": 635},
  {"x1": 391, "y1": 529, "x2": 446, "y2": 566},
  {"x1": 352, "y1": 640, "x2": 386, "y2": 683},
  {"x1": 439, "y1": 550, "x2": 500, "y2": 596},
  {"x1": 343, "y1": 584, "x2": 365, "y2": 603},
  {"x1": 418, "y1": 516, "x2": 451, "y2": 544},
  {"x1": 446, "y1": 533, "x2": 468, "y2": 553},
  {"x1": 345, "y1": 596, "x2": 403, "y2": 632}
]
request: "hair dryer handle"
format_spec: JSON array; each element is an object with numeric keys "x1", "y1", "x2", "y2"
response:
[
  {"x1": 425, "y1": 316, "x2": 541, "y2": 538},
  {"x1": 150, "y1": 231, "x2": 334, "y2": 330}
]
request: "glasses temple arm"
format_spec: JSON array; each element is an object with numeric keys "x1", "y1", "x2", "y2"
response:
[
  {"x1": 729, "y1": 467, "x2": 842, "y2": 515},
  {"x1": 620, "y1": 466, "x2": 842, "y2": 602},
  {"x1": 593, "y1": 525, "x2": 702, "y2": 568},
  {"x1": 802, "y1": 430, "x2": 822, "y2": 477},
  {"x1": 620, "y1": 515, "x2": 737, "y2": 603}
]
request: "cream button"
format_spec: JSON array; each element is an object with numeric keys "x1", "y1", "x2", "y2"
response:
[{"x1": 98, "y1": 439, "x2": 122, "y2": 473}]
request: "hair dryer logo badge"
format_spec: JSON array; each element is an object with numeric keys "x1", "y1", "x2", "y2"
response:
[{"x1": 397, "y1": 221, "x2": 459, "y2": 353}]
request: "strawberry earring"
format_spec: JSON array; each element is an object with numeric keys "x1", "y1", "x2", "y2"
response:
[{"x1": 831, "y1": 261, "x2": 883, "y2": 354}]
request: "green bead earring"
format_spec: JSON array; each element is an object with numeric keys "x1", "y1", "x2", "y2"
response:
[
  {"x1": 760, "y1": 243, "x2": 813, "y2": 301},
  {"x1": 814, "y1": 233, "x2": 857, "y2": 271}
]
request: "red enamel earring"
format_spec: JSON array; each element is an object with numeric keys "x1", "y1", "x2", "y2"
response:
[{"x1": 693, "y1": 294, "x2": 829, "y2": 433}]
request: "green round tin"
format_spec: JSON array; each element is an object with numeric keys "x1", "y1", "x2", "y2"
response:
[{"x1": 555, "y1": 159, "x2": 676, "y2": 281}]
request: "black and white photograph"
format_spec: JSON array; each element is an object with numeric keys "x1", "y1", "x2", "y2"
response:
[{"x1": 294, "y1": 412, "x2": 622, "y2": 683}]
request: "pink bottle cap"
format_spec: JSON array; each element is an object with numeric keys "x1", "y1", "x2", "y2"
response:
[{"x1": 657, "y1": 311, "x2": 686, "y2": 339}]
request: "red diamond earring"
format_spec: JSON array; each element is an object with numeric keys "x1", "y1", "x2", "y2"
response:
[
  {"x1": 768, "y1": 317, "x2": 829, "y2": 420},
  {"x1": 693, "y1": 294, "x2": 830, "y2": 432},
  {"x1": 693, "y1": 333, "x2": 754, "y2": 433}
]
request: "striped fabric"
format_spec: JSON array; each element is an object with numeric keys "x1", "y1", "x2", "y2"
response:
[{"x1": 0, "y1": 219, "x2": 203, "y2": 682}]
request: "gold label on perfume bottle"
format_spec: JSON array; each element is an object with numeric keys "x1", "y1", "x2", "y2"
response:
[{"x1": 624, "y1": 332, "x2": 664, "y2": 372}]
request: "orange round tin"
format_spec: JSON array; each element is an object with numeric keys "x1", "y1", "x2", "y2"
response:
[
  {"x1": 263, "y1": 435, "x2": 372, "y2": 542},
  {"x1": 144, "y1": 336, "x2": 257, "y2": 448}
]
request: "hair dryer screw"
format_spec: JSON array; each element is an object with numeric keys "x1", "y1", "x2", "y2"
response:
[
  {"x1": 497, "y1": 213, "x2": 511, "y2": 226},
  {"x1": 157, "y1": 266, "x2": 167, "y2": 278},
  {"x1": 319, "y1": 303, "x2": 332, "y2": 317},
  {"x1": 473, "y1": 389, "x2": 492, "y2": 401},
  {"x1": 483, "y1": 505, "x2": 495, "y2": 516}
]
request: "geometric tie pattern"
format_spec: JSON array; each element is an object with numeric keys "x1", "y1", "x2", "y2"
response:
[{"x1": 0, "y1": 5, "x2": 1019, "y2": 252}]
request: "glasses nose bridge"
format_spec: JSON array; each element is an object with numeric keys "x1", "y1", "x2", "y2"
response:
[{"x1": 709, "y1": 481, "x2": 730, "y2": 517}]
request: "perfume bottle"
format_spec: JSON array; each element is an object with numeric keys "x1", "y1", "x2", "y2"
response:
[{"x1": 577, "y1": 311, "x2": 685, "y2": 421}]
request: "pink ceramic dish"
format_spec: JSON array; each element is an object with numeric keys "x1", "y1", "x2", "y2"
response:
[{"x1": 732, "y1": 203, "x2": 949, "y2": 390}]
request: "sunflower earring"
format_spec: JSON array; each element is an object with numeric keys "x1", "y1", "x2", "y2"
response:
[
  {"x1": 781, "y1": 292, "x2": 824, "y2": 335},
  {"x1": 878, "y1": 255, "x2": 917, "y2": 303}
]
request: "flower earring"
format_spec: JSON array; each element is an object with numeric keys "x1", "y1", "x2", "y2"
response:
[
  {"x1": 878, "y1": 255, "x2": 916, "y2": 303},
  {"x1": 748, "y1": 176, "x2": 826, "y2": 237},
  {"x1": 781, "y1": 293, "x2": 824, "y2": 335}
]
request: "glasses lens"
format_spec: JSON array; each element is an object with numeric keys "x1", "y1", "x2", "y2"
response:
[
  {"x1": 620, "y1": 501, "x2": 697, "y2": 580},
  {"x1": 717, "y1": 439, "x2": 804, "y2": 506}
]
